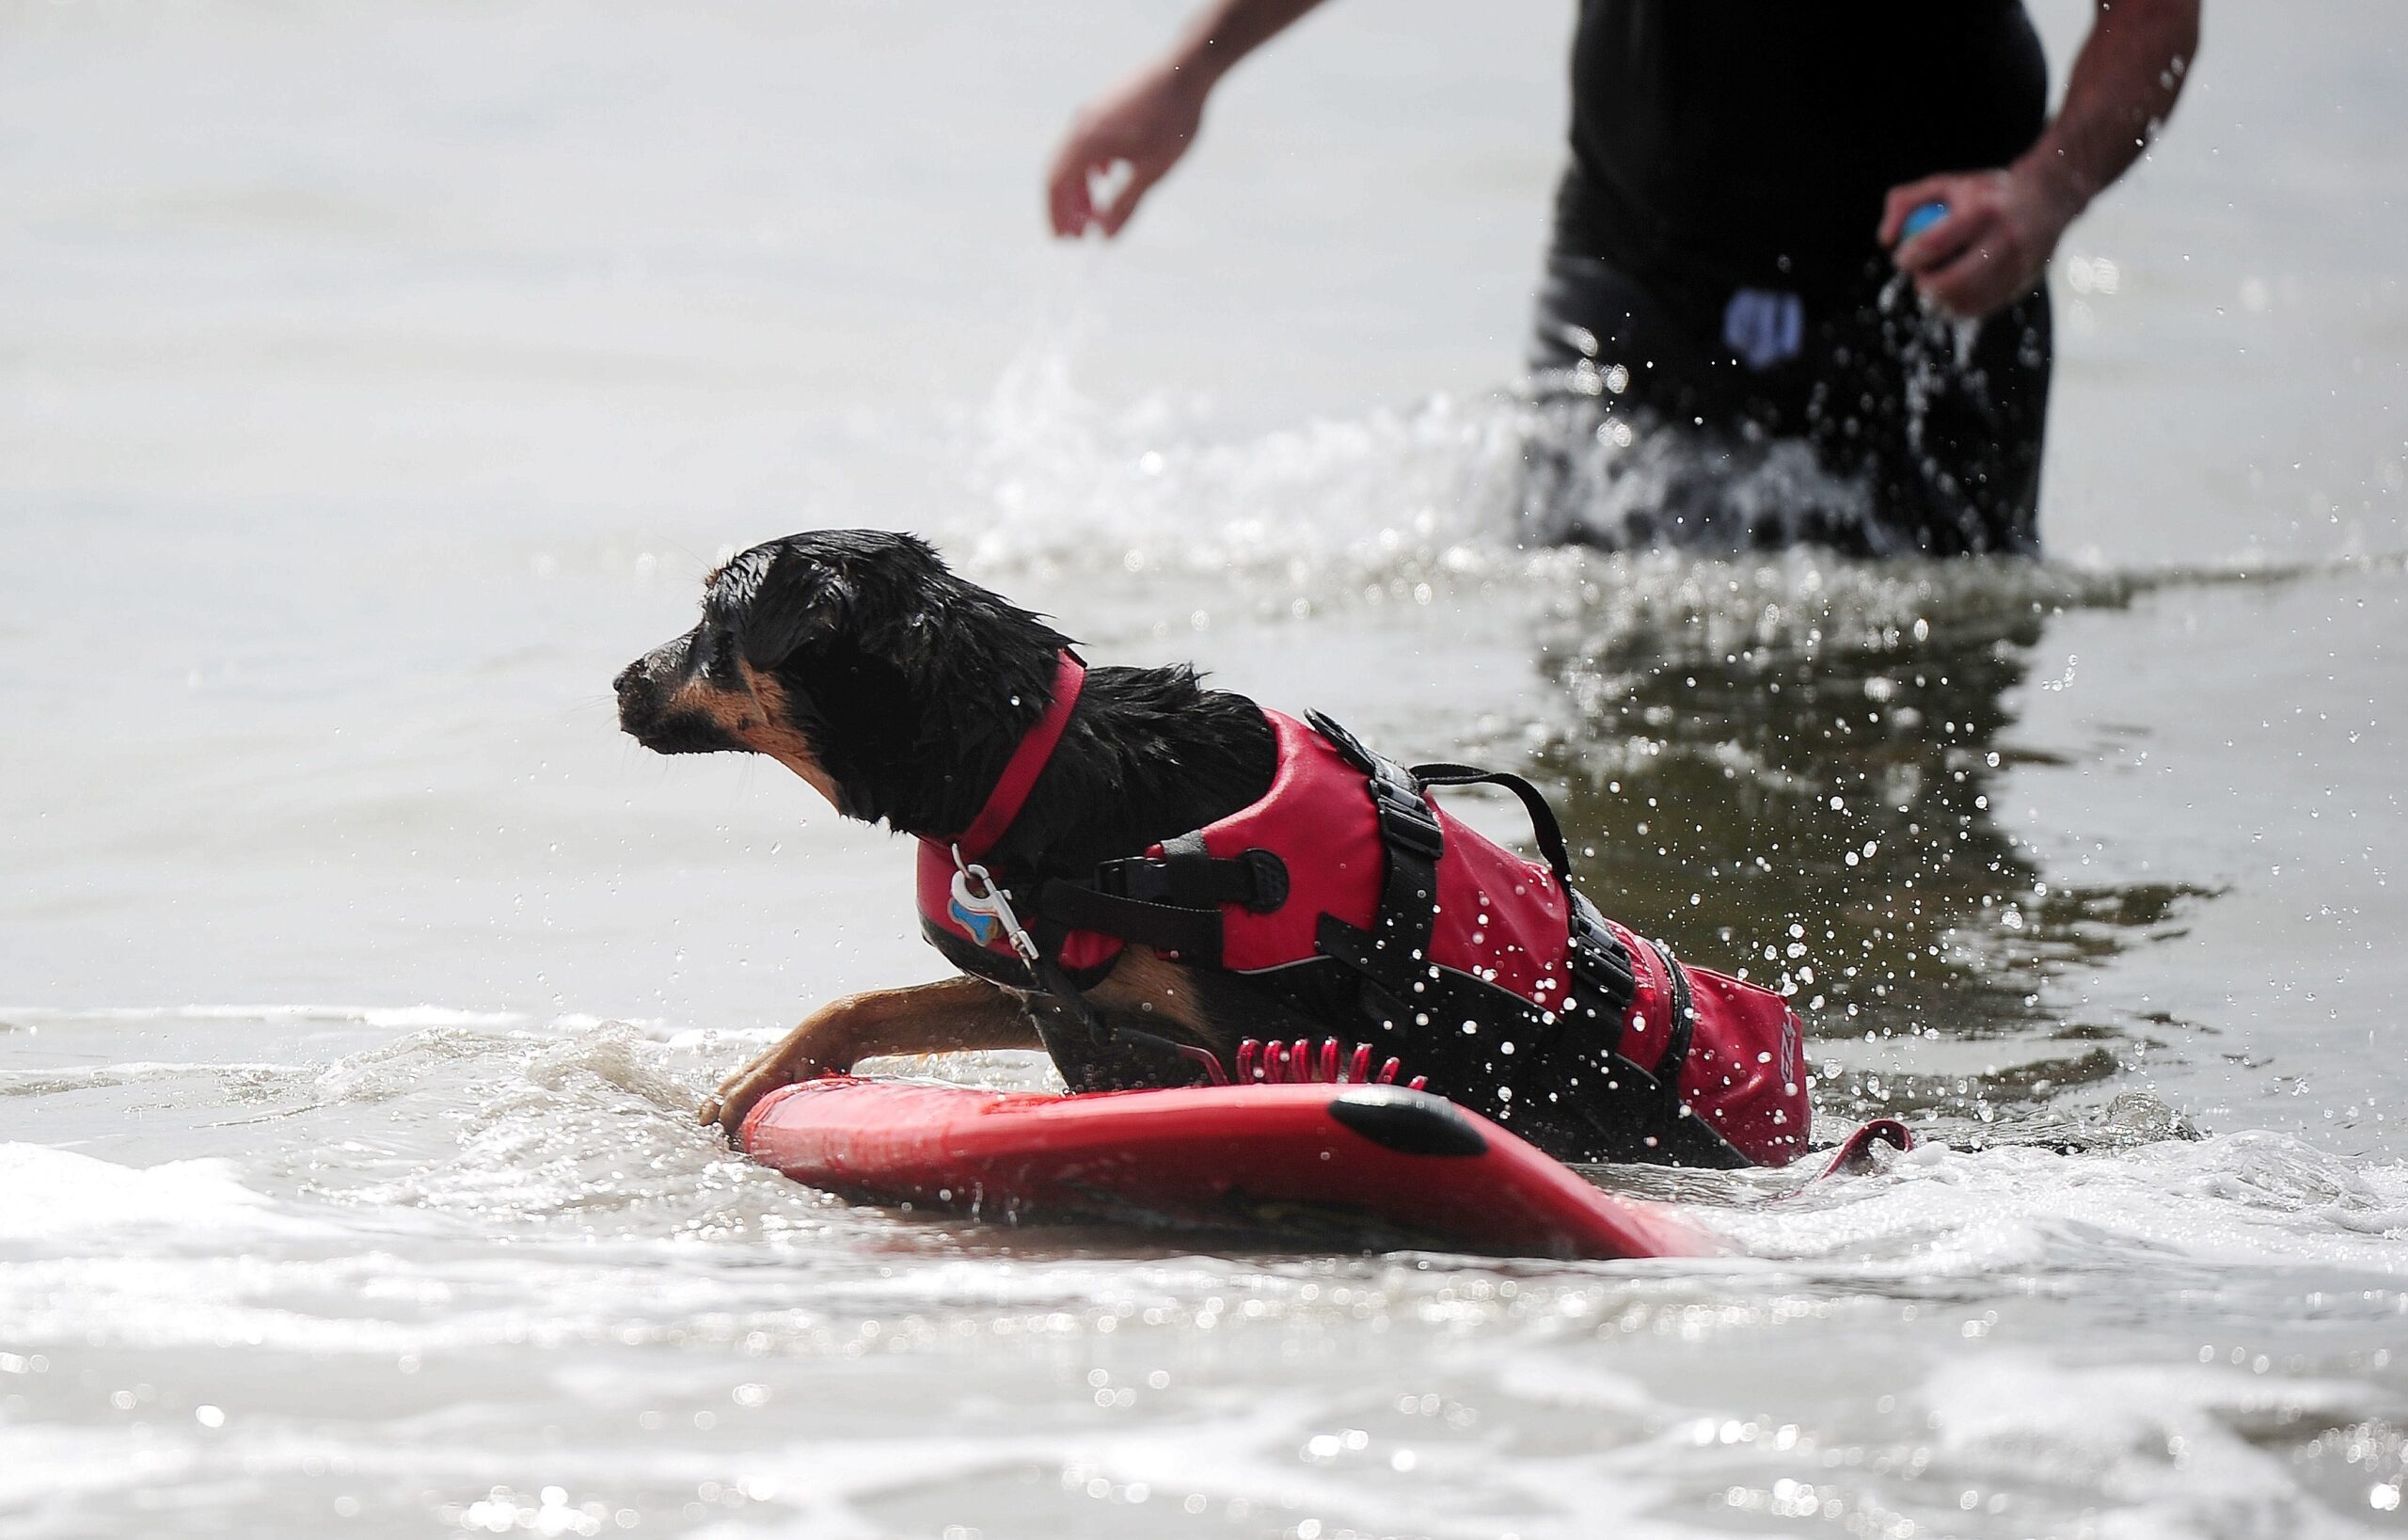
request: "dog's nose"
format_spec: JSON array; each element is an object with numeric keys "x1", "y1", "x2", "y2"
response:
[{"x1": 612, "y1": 661, "x2": 642, "y2": 696}]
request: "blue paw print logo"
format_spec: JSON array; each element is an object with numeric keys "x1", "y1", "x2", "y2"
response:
[{"x1": 950, "y1": 895, "x2": 1000, "y2": 945}]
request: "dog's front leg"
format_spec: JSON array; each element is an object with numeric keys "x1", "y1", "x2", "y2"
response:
[{"x1": 700, "y1": 976, "x2": 1039, "y2": 1140}]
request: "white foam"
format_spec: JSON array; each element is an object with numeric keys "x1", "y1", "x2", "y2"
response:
[
  {"x1": 0, "y1": 1060, "x2": 301, "y2": 1095},
  {"x1": 0, "y1": 1004, "x2": 526, "y2": 1029},
  {"x1": 548, "y1": 1012, "x2": 667, "y2": 1036},
  {"x1": 1706, "y1": 1132, "x2": 2408, "y2": 1279},
  {"x1": 657, "y1": 1025, "x2": 790, "y2": 1051},
  {"x1": 1922, "y1": 1354, "x2": 2376, "y2": 1539},
  {"x1": 0, "y1": 1144, "x2": 303, "y2": 1243}
]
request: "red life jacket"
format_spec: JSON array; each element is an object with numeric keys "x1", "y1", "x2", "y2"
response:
[{"x1": 917, "y1": 654, "x2": 1812, "y2": 1169}]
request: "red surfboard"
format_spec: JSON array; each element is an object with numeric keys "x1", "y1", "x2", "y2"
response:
[{"x1": 739, "y1": 1078, "x2": 1732, "y2": 1260}]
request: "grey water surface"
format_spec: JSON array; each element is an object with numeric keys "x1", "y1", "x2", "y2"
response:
[{"x1": 4, "y1": 2, "x2": 2405, "y2": 1537}]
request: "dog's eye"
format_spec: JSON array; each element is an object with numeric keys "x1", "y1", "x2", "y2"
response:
[{"x1": 708, "y1": 630, "x2": 738, "y2": 679}]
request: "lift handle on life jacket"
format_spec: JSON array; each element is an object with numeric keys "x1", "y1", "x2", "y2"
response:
[{"x1": 1407, "y1": 763, "x2": 1577, "y2": 889}]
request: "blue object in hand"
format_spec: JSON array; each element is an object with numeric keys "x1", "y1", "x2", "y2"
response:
[{"x1": 1900, "y1": 200, "x2": 1949, "y2": 242}]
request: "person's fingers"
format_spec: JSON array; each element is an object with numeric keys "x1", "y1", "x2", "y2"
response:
[
  {"x1": 1919, "y1": 236, "x2": 2032, "y2": 319},
  {"x1": 1049, "y1": 166, "x2": 1093, "y2": 238},
  {"x1": 697, "y1": 1095, "x2": 723, "y2": 1128},
  {"x1": 1096, "y1": 157, "x2": 1168, "y2": 237},
  {"x1": 1045, "y1": 126, "x2": 1103, "y2": 236},
  {"x1": 1879, "y1": 175, "x2": 1958, "y2": 246}
]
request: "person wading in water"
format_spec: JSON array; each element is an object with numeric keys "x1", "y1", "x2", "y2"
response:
[{"x1": 1045, "y1": 0, "x2": 2200, "y2": 554}]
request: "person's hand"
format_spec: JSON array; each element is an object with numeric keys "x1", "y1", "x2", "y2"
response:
[
  {"x1": 1046, "y1": 63, "x2": 1210, "y2": 237},
  {"x1": 1879, "y1": 160, "x2": 2085, "y2": 319}
]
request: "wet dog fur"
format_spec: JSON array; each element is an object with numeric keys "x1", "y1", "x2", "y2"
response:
[{"x1": 615, "y1": 529, "x2": 1301, "y2": 1136}]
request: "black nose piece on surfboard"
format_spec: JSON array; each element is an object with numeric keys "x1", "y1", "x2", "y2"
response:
[{"x1": 1327, "y1": 1087, "x2": 1488, "y2": 1157}]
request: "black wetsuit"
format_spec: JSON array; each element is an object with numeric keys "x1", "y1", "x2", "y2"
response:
[{"x1": 1529, "y1": 0, "x2": 2054, "y2": 553}]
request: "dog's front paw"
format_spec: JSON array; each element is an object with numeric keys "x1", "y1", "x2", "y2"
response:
[{"x1": 704, "y1": 1060, "x2": 799, "y2": 1145}]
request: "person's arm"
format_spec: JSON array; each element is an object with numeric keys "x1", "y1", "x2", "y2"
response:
[
  {"x1": 1880, "y1": 0, "x2": 2202, "y2": 318},
  {"x1": 1045, "y1": 0, "x2": 1333, "y2": 238}
]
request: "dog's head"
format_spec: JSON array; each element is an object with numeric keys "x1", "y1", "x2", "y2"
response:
[{"x1": 614, "y1": 530, "x2": 1070, "y2": 832}]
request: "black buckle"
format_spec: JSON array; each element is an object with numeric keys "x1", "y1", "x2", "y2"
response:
[
  {"x1": 1093, "y1": 861, "x2": 1166, "y2": 903},
  {"x1": 1567, "y1": 894, "x2": 1636, "y2": 997},
  {"x1": 1092, "y1": 847, "x2": 1289, "y2": 913},
  {"x1": 1370, "y1": 776, "x2": 1444, "y2": 863},
  {"x1": 1570, "y1": 933, "x2": 1636, "y2": 1004},
  {"x1": 1305, "y1": 708, "x2": 1380, "y2": 773}
]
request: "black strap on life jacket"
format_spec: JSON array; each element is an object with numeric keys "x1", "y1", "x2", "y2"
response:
[
  {"x1": 1029, "y1": 831, "x2": 1289, "y2": 970},
  {"x1": 941, "y1": 905, "x2": 1230, "y2": 1087},
  {"x1": 1094, "y1": 834, "x2": 1291, "y2": 913},
  {"x1": 1412, "y1": 762, "x2": 1651, "y2": 1070},
  {"x1": 1566, "y1": 889, "x2": 1640, "y2": 1060},
  {"x1": 1644, "y1": 935, "x2": 1698, "y2": 1103},
  {"x1": 1309, "y1": 724, "x2": 1450, "y2": 1025},
  {"x1": 1301, "y1": 711, "x2": 1696, "y2": 1103}
]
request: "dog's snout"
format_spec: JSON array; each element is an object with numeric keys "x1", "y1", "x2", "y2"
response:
[
  {"x1": 614, "y1": 653, "x2": 667, "y2": 732},
  {"x1": 616, "y1": 635, "x2": 744, "y2": 756}
]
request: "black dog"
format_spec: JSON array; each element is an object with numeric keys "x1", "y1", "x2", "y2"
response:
[{"x1": 617, "y1": 531, "x2": 1807, "y2": 1168}]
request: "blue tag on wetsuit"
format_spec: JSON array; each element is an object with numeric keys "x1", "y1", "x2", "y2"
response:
[{"x1": 1722, "y1": 288, "x2": 1805, "y2": 371}]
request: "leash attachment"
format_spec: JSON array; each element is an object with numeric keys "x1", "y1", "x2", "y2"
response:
[{"x1": 948, "y1": 844, "x2": 1041, "y2": 964}]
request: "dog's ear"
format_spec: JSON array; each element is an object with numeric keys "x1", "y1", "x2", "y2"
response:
[
  {"x1": 725, "y1": 548, "x2": 855, "y2": 671},
  {"x1": 701, "y1": 530, "x2": 1073, "y2": 833},
  {"x1": 724, "y1": 532, "x2": 951, "y2": 671}
]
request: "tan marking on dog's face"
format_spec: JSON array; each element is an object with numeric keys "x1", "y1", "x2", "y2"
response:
[
  {"x1": 726, "y1": 662, "x2": 845, "y2": 808},
  {"x1": 643, "y1": 655, "x2": 844, "y2": 807}
]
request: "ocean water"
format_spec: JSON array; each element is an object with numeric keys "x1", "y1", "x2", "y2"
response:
[{"x1": 5, "y1": 2, "x2": 2406, "y2": 1536}]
